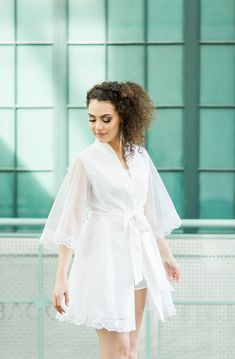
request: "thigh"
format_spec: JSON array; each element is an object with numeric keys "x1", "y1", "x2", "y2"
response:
[
  {"x1": 129, "y1": 288, "x2": 148, "y2": 348},
  {"x1": 95, "y1": 288, "x2": 147, "y2": 358},
  {"x1": 134, "y1": 287, "x2": 147, "y2": 330},
  {"x1": 95, "y1": 328, "x2": 130, "y2": 359}
]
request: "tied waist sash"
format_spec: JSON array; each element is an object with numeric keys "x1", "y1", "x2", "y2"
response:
[{"x1": 86, "y1": 207, "x2": 152, "y2": 286}]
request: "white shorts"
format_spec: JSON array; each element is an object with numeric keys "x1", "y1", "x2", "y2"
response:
[{"x1": 134, "y1": 277, "x2": 147, "y2": 290}]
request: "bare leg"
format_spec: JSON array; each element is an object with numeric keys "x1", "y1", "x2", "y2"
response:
[
  {"x1": 95, "y1": 329, "x2": 130, "y2": 359},
  {"x1": 129, "y1": 288, "x2": 148, "y2": 359},
  {"x1": 95, "y1": 288, "x2": 147, "y2": 359}
]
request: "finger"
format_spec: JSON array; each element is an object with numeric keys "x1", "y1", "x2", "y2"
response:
[
  {"x1": 64, "y1": 291, "x2": 70, "y2": 306},
  {"x1": 52, "y1": 294, "x2": 62, "y2": 313},
  {"x1": 55, "y1": 294, "x2": 65, "y2": 314}
]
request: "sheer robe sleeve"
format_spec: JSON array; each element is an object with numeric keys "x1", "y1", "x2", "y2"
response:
[
  {"x1": 39, "y1": 155, "x2": 90, "y2": 254},
  {"x1": 143, "y1": 148, "x2": 182, "y2": 240}
]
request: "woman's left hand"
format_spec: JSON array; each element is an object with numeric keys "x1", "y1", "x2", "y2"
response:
[{"x1": 162, "y1": 256, "x2": 181, "y2": 283}]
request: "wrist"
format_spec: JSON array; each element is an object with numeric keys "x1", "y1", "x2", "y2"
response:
[
  {"x1": 161, "y1": 254, "x2": 174, "y2": 262},
  {"x1": 56, "y1": 270, "x2": 67, "y2": 279}
]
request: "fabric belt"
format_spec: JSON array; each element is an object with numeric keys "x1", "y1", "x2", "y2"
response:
[{"x1": 86, "y1": 207, "x2": 152, "y2": 286}]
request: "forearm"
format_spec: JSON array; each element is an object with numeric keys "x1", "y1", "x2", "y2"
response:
[
  {"x1": 156, "y1": 237, "x2": 174, "y2": 260},
  {"x1": 56, "y1": 245, "x2": 74, "y2": 278}
]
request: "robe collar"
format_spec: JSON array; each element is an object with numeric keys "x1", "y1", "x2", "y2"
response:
[
  {"x1": 93, "y1": 137, "x2": 133, "y2": 168},
  {"x1": 93, "y1": 137, "x2": 115, "y2": 154}
]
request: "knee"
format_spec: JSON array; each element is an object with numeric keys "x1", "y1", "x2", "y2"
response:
[
  {"x1": 129, "y1": 335, "x2": 138, "y2": 358},
  {"x1": 117, "y1": 342, "x2": 131, "y2": 358}
]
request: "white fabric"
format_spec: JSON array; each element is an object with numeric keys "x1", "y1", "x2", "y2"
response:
[{"x1": 39, "y1": 138, "x2": 182, "y2": 332}]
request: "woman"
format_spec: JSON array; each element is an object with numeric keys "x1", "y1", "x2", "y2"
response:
[{"x1": 39, "y1": 81, "x2": 182, "y2": 359}]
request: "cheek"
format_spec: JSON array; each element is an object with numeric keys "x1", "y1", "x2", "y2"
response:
[{"x1": 109, "y1": 121, "x2": 120, "y2": 132}]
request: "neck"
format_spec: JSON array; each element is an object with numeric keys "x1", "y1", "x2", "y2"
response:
[{"x1": 108, "y1": 133, "x2": 123, "y2": 154}]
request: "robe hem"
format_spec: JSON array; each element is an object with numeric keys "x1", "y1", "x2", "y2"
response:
[{"x1": 55, "y1": 312, "x2": 136, "y2": 332}]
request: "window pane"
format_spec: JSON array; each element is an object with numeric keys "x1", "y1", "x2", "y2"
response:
[
  {"x1": 18, "y1": 172, "x2": 54, "y2": 218},
  {"x1": 68, "y1": 0, "x2": 105, "y2": 42},
  {"x1": 68, "y1": 109, "x2": 94, "y2": 160},
  {"x1": 155, "y1": 170, "x2": 183, "y2": 217},
  {"x1": 68, "y1": 46, "x2": 105, "y2": 105},
  {"x1": 200, "y1": 45, "x2": 235, "y2": 104},
  {"x1": 0, "y1": 110, "x2": 15, "y2": 167},
  {"x1": 0, "y1": 0, "x2": 14, "y2": 42},
  {"x1": 0, "y1": 46, "x2": 14, "y2": 105},
  {"x1": 108, "y1": 45, "x2": 144, "y2": 84},
  {"x1": 148, "y1": 0, "x2": 183, "y2": 41},
  {"x1": 148, "y1": 109, "x2": 183, "y2": 167},
  {"x1": 17, "y1": 110, "x2": 53, "y2": 168},
  {"x1": 200, "y1": 109, "x2": 235, "y2": 168},
  {"x1": 148, "y1": 45, "x2": 183, "y2": 105},
  {"x1": 17, "y1": 0, "x2": 53, "y2": 41},
  {"x1": 17, "y1": 46, "x2": 53, "y2": 106},
  {"x1": 108, "y1": 0, "x2": 144, "y2": 41},
  {"x1": 201, "y1": 0, "x2": 235, "y2": 40},
  {"x1": 199, "y1": 172, "x2": 234, "y2": 218},
  {"x1": 0, "y1": 172, "x2": 14, "y2": 217}
]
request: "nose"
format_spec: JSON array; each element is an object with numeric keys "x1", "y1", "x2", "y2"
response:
[{"x1": 95, "y1": 121, "x2": 105, "y2": 132}]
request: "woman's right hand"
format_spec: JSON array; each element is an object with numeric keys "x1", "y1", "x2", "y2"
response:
[{"x1": 52, "y1": 273, "x2": 70, "y2": 314}]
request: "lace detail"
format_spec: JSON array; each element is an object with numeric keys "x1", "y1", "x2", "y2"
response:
[
  {"x1": 153, "y1": 218, "x2": 182, "y2": 240},
  {"x1": 52, "y1": 229, "x2": 79, "y2": 252},
  {"x1": 39, "y1": 228, "x2": 79, "y2": 254},
  {"x1": 55, "y1": 311, "x2": 136, "y2": 332}
]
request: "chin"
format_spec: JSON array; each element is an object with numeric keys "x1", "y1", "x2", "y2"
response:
[{"x1": 95, "y1": 136, "x2": 108, "y2": 143}]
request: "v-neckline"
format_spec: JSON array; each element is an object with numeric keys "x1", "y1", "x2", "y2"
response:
[{"x1": 94, "y1": 138, "x2": 132, "y2": 174}]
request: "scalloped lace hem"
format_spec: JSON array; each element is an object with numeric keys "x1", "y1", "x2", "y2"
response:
[
  {"x1": 39, "y1": 228, "x2": 79, "y2": 253},
  {"x1": 55, "y1": 312, "x2": 136, "y2": 332},
  {"x1": 153, "y1": 219, "x2": 182, "y2": 240}
]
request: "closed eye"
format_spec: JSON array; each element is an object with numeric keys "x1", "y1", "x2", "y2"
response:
[{"x1": 89, "y1": 118, "x2": 112, "y2": 123}]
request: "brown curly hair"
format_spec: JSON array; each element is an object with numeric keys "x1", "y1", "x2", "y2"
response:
[{"x1": 86, "y1": 81, "x2": 156, "y2": 159}]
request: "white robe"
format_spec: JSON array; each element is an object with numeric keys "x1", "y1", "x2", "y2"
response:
[{"x1": 39, "y1": 138, "x2": 182, "y2": 332}]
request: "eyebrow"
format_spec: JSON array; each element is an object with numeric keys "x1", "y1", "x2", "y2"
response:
[{"x1": 88, "y1": 113, "x2": 112, "y2": 118}]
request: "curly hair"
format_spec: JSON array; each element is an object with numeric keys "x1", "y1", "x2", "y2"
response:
[{"x1": 86, "y1": 81, "x2": 156, "y2": 159}]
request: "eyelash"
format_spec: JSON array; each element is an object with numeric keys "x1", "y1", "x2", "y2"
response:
[{"x1": 89, "y1": 118, "x2": 111, "y2": 123}]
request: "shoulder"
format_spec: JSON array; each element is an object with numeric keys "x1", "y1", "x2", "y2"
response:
[
  {"x1": 132, "y1": 144, "x2": 149, "y2": 160},
  {"x1": 67, "y1": 143, "x2": 95, "y2": 173},
  {"x1": 71, "y1": 142, "x2": 96, "y2": 164}
]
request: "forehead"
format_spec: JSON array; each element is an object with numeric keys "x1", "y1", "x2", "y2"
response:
[{"x1": 88, "y1": 100, "x2": 116, "y2": 115}]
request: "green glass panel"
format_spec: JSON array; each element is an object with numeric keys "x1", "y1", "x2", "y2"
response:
[
  {"x1": 108, "y1": 0, "x2": 144, "y2": 41},
  {"x1": 199, "y1": 172, "x2": 234, "y2": 218},
  {"x1": 148, "y1": 0, "x2": 183, "y2": 41},
  {"x1": 68, "y1": 0, "x2": 105, "y2": 42},
  {"x1": 148, "y1": 45, "x2": 183, "y2": 105},
  {"x1": 0, "y1": 172, "x2": 14, "y2": 216},
  {"x1": 156, "y1": 171, "x2": 183, "y2": 217},
  {"x1": 17, "y1": 0, "x2": 53, "y2": 41},
  {"x1": 201, "y1": 0, "x2": 235, "y2": 40},
  {"x1": 108, "y1": 45, "x2": 144, "y2": 84},
  {"x1": 17, "y1": 110, "x2": 53, "y2": 168},
  {"x1": 17, "y1": 45, "x2": 53, "y2": 106},
  {"x1": 68, "y1": 45, "x2": 105, "y2": 105},
  {"x1": 148, "y1": 109, "x2": 183, "y2": 167},
  {"x1": 18, "y1": 172, "x2": 54, "y2": 218},
  {"x1": 0, "y1": 0, "x2": 14, "y2": 42},
  {"x1": 68, "y1": 109, "x2": 95, "y2": 160},
  {"x1": 0, "y1": 110, "x2": 15, "y2": 167},
  {"x1": 200, "y1": 45, "x2": 235, "y2": 104},
  {"x1": 200, "y1": 109, "x2": 235, "y2": 168},
  {"x1": 0, "y1": 46, "x2": 14, "y2": 105}
]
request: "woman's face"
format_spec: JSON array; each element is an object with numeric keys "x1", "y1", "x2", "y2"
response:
[{"x1": 88, "y1": 99, "x2": 122, "y2": 143}]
